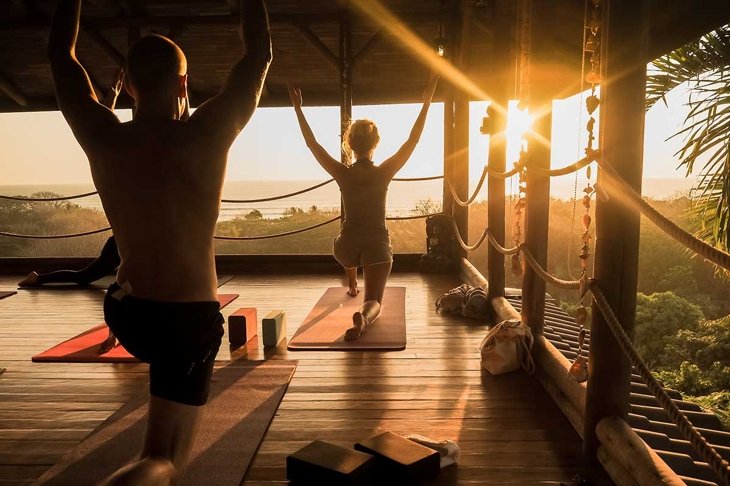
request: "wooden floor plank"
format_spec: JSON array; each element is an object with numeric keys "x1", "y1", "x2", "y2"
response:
[{"x1": 0, "y1": 272, "x2": 609, "y2": 484}]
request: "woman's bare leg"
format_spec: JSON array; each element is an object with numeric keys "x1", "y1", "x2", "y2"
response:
[
  {"x1": 345, "y1": 261, "x2": 392, "y2": 341},
  {"x1": 344, "y1": 267, "x2": 359, "y2": 296}
]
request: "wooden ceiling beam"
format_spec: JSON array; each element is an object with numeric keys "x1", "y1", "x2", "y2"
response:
[
  {"x1": 0, "y1": 11, "x2": 444, "y2": 31},
  {"x1": 352, "y1": 29, "x2": 383, "y2": 67},
  {"x1": 84, "y1": 27, "x2": 126, "y2": 67},
  {"x1": 0, "y1": 69, "x2": 29, "y2": 107},
  {"x1": 293, "y1": 25, "x2": 341, "y2": 72}
]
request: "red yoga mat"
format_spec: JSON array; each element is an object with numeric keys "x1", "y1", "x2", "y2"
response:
[{"x1": 32, "y1": 294, "x2": 239, "y2": 363}]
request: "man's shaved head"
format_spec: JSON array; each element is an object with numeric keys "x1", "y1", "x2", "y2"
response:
[{"x1": 126, "y1": 35, "x2": 187, "y2": 98}]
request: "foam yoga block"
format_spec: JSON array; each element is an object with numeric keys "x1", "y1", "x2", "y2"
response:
[
  {"x1": 262, "y1": 310, "x2": 286, "y2": 346},
  {"x1": 355, "y1": 431, "x2": 441, "y2": 484},
  {"x1": 228, "y1": 307, "x2": 257, "y2": 346},
  {"x1": 287, "y1": 440, "x2": 376, "y2": 485}
]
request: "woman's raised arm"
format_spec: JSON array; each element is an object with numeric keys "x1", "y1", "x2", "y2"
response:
[
  {"x1": 380, "y1": 75, "x2": 439, "y2": 179},
  {"x1": 289, "y1": 85, "x2": 345, "y2": 179}
]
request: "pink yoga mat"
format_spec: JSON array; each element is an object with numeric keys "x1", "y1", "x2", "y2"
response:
[
  {"x1": 32, "y1": 294, "x2": 238, "y2": 363},
  {"x1": 288, "y1": 287, "x2": 406, "y2": 351}
]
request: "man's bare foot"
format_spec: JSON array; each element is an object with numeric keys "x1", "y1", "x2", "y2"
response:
[
  {"x1": 101, "y1": 457, "x2": 176, "y2": 486},
  {"x1": 98, "y1": 331, "x2": 119, "y2": 355},
  {"x1": 347, "y1": 286, "x2": 360, "y2": 297},
  {"x1": 18, "y1": 271, "x2": 39, "y2": 287},
  {"x1": 345, "y1": 312, "x2": 369, "y2": 341}
]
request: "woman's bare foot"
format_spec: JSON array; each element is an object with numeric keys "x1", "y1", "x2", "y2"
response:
[
  {"x1": 18, "y1": 271, "x2": 39, "y2": 287},
  {"x1": 347, "y1": 285, "x2": 360, "y2": 297},
  {"x1": 345, "y1": 312, "x2": 369, "y2": 341},
  {"x1": 98, "y1": 331, "x2": 119, "y2": 355}
]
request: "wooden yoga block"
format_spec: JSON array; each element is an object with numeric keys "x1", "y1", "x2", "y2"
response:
[
  {"x1": 287, "y1": 440, "x2": 376, "y2": 485},
  {"x1": 262, "y1": 310, "x2": 286, "y2": 347},
  {"x1": 355, "y1": 431, "x2": 440, "y2": 485},
  {"x1": 227, "y1": 307, "x2": 257, "y2": 347}
]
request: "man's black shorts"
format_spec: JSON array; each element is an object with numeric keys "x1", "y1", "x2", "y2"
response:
[{"x1": 104, "y1": 282, "x2": 224, "y2": 406}]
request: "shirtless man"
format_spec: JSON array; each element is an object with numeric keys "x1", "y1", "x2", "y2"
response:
[{"x1": 48, "y1": 1, "x2": 271, "y2": 484}]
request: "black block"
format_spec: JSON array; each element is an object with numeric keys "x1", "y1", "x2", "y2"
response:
[
  {"x1": 354, "y1": 431, "x2": 441, "y2": 485},
  {"x1": 287, "y1": 440, "x2": 376, "y2": 485}
]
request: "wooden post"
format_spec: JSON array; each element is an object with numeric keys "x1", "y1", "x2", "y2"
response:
[
  {"x1": 584, "y1": 0, "x2": 648, "y2": 457},
  {"x1": 520, "y1": 0, "x2": 551, "y2": 338},
  {"x1": 452, "y1": 3, "x2": 472, "y2": 255},
  {"x1": 485, "y1": 0, "x2": 514, "y2": 300},
  {"x1": 443, "y1": 93, "x2": 455, "y2": 217},
  {"x1": 339, "y1": 21, "x2": 353, "y2": 165}
]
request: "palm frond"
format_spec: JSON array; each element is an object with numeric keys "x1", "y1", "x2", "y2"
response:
[{"x1": 646, "y1": 25, "x2": 730, "y2": 111}]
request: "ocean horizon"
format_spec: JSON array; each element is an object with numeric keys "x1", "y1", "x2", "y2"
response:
[{"x1": 0, "y1": 177, "x2": 695, "y2": 221}]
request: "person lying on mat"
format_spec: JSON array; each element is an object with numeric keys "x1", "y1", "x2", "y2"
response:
[
  {"x1": 20, "y1": 235, "x2": 121, "y2": 354},
  {"x1": 289, "y1": 75, "x2": 438, "y2": 341},
  {"x1": 48, "y1": 0, "x2": 271, "y2": 484}
]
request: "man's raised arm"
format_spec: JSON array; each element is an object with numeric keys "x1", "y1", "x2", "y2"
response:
[
  {"x1": 190, "y1": 0, "x2": 272, "y2": 144},
  {"x1": 48, "y1": 0, "x2": 118, "y2": 148}
]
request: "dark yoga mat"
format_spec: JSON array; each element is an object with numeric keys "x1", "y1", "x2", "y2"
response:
[
  {"x1": 288, "y1": 286, "x2": 406, "y2": 351},
  {"x1": 0, "y1": 290, "x2": 16, "y2": 300},
  {"x1": 19, "y1": 274, "x2": 233, "y2": 291},
  {"x1": 32, "y1": 294, "x2": 239, "y2": 363},
  {"x1": 36, "y1": 359, "x2": 297, "y2": 486}
]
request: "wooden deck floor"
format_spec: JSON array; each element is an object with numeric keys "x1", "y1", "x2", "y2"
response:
[{"x1": 0, "y1": 272, "x2": 602, "y2": 485}]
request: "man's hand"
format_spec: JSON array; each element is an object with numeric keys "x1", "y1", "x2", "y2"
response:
[{"x1": 288, "y1": 84, "x2": 303, "y2": 109}]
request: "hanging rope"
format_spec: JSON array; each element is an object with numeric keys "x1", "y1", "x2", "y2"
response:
[
  {"x1": 598, "y1": 159, "x2": 730, "y2": 272},
  {"x1": 0, "y1": 191, "x2": 99, "y2": 202},
  {"x1": 520, "y1": 245, "x2": 582, "y2": 290},
  {"x1": 591, "y1": 284, "x2": 730, "y2": 485},
  {"x1": 451, "y1": 219, "x2": 489, "y2": 252},
  {"x1": 0, "y1": 227, "x2": 111, "y2": 239},
  {"x1": 447, "y1": 165, "x2": 489, "y2": 207}
]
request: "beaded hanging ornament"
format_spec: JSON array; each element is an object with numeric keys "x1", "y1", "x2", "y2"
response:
[{"x1": 570, "y1": 0, "x2": 602, "y2": 382}]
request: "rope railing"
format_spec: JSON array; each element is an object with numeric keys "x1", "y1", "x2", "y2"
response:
[
  {"x1": 0, "y1": 227, "x2": 111, "y2": 239},
  {"x1": 213, "y1": 215, "x2": 340, "y2": 240},
  {"x1": 597, "y1": 159, "x2": 730, "y2": 272},
  {"x1": 520, "y1": 246, "x2": 582, "y2": 289},
  {"x1": 0, "y1": 191, "x2": 99, "y2": 202},
  {"x1": 591, "y1": 283, "x2": 730, "y2": 485},
  {"x1": 447, "y1": 165, "x2": 489, "y2": 207},
  {"x1": 385, "y1": 212, "x2": 441, "y2": 221},
  {"x1": 0, "y1": 174, "x2": 444, "y2": 205},
  {"x1": 393, "y1": 174, "x2": 444, "y2": 182},
  {"x1": 0, "y1": 210, "x2": 438, "y2": 240},
  {"x1": 220, "y1": 179, "x2": 334, "y2": 204},
  {"x1": 451, "y1": 219, "x2": 489, "y2": 252},
  {"x1": 533, "y1": 150, "x2": 600, "y2": 177}
]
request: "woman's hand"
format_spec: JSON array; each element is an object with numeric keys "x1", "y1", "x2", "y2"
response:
[
  {"x1": 423, "y1": 73, "x2": 439, "y2": 102},
  {"x1": 288, "y1": 84, "x2": 303, "y2": 108}
]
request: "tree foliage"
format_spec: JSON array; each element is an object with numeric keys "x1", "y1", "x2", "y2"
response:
[{"x1": 647, "y1": 25, "x2": 730, "y2": 251}]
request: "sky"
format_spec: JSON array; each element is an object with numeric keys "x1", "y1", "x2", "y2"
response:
[{"x1": 0, "y1": 82, "x2": 696, "y2": 187}]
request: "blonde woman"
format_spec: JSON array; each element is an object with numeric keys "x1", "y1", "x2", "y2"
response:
[{"x1": 289, "y1": 76, "x2": 438, "y2": 340}]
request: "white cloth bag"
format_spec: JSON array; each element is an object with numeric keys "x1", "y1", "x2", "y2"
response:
[{"x1": 479, "y1": 318, "x2": 535, "y2": 375}]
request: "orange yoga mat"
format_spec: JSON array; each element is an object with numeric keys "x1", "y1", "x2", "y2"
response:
[
  {"x1": 32, "y1": 294, "x2": 239, "y2": 363},
  {"x1": 288, "y1": 287, "x2": 406, "y2": 351}
]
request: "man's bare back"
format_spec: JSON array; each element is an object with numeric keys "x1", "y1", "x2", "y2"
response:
[{"x1": 91, "y1": 119, "x2": 226, "y2": 302}]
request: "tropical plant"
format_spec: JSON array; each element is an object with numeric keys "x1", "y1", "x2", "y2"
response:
[{"x1": 646, "y1": 25, "x2": 730, "y2": 250}]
